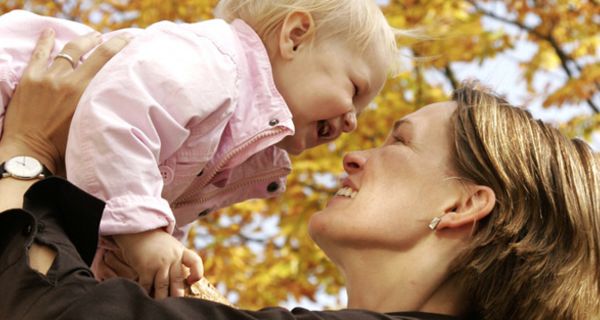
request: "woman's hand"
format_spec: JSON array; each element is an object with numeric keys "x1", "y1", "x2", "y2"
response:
[{"x1": 0, "y1": 28, "x2": 130, "y2": 175}]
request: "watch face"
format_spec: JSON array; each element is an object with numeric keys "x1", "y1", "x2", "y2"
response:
[{"x1": 4, "y1": 156, "x2": 43, "y2": 179}]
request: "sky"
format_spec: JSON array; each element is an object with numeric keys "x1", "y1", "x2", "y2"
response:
[{"x1": 453, "y1": 2, "x2": 600, "y2": 150}]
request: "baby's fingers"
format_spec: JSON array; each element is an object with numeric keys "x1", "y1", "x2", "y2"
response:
[
  {"x1": 182, "y1": 248, "x2": 204, "y2": 284},
  {"x1": 169, "y1": 259, "x2": 186, "y2": 298},
  {"x1": 153, "y1": 265, "x2": 170, "y2": 299}
]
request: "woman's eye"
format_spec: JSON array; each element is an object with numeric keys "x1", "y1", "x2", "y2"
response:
[{"x1": 393, "y1": 136, "x2": 406, "y2": 144}]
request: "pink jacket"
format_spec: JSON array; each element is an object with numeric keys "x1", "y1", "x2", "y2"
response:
[{"x1": 0, "y1": 11, "x2": 294, "y2": 240}]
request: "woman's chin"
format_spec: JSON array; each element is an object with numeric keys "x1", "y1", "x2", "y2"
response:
[{"x1": 307, "y1": 212, "x2": 330, "y2": 243}]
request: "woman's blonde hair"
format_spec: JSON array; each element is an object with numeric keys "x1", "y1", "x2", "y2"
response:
[
  {"x1": 214, "y1": 0, "x2": 410, "y2": 75},
  {"x1": 449, "y1": 81, "x2": 600, "y2": 319}
]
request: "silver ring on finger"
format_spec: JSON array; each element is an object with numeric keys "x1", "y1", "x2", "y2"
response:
[{"x1": 54, "y1": 52, "x2": 76, "y2": 68}]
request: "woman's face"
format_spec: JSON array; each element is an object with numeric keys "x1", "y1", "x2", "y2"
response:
[{"x1": 309, "y1": 101, "x2": 462, "y2": 256}]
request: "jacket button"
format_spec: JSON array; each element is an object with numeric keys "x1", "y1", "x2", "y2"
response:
[
  {"x1": 23, "y1": 224, "x2": 32, "y2": 236},
  {"x1": 198, "y1": 209, "x2": 211, "y2": 217},
  {"x1": 266, "y1": 182, "x2": 279, "y2": 193},
  {"x1": 268, "y1": 119, "x2": 279, "y2": 126},
  {"x1": 158, "y1": 166, "x2": 174, "y2": 185}
]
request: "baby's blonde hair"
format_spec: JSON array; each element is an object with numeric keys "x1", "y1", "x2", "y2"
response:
[{"x1": 214, "y1": 0, "x2": 410, "y2": 75}]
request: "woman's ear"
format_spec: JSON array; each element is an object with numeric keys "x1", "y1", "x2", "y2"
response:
[
  {"x1": 278, "y1": 10, "x2": 315, "y2": 59},
  {"x1": 437, "y1": 185, "x2": 496, "y2": 230}
]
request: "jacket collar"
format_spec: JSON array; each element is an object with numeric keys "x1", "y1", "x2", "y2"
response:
[{"x1": 212, "y1": 20, "x2": 294, "y2": 171}]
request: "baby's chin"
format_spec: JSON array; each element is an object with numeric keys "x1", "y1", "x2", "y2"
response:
[{"x1": 276, "y1": 136, "x2": 308, "y2": 155}]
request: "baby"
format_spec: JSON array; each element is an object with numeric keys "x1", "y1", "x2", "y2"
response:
[{"x1": 0, "y1": 0, "x2": 401, "y2": 298}]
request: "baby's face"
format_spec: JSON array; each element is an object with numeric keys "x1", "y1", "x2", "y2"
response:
[{"x1": 272, "y1": 39, "x2": 388, "y2": 155}]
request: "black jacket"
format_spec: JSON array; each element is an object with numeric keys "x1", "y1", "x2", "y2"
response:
[{"x1": 0, "y1": 178, "x2": 461, "y2": 320}]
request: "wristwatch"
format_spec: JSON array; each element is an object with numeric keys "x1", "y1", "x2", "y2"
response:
[{"x1": 0, "y1": 156, "x2": 52, "y2": 180}]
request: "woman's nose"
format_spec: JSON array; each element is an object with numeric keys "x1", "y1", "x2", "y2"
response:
[
  {"x1": 342, "y1": 112, "x2": 357, "y2": 133},
  {"x1": 343, "y1": 150, "x2": 367, "y2": 174}
]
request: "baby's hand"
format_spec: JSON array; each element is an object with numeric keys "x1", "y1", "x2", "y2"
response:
[{"x1": 112, "y1": 229, "x2": 203, "y2": 299}]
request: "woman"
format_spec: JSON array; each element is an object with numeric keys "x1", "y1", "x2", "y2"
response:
[
  {"x1": 1, "y1": 31, "x2": 598, "y2": 320},
  {"x1": 309, "y1": 86, "x2": 600, "y2": 319}
]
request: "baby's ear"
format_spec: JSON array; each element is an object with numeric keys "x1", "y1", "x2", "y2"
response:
[
  {"x1": 278, "y1": 10, "x2": 315, "y2": 59},
  {"x1": 437, "y1": 185, "x2": 496, "y2": 230}
]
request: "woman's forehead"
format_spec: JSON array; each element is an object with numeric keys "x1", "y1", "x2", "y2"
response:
[{"x1": 392, "y1": 101, "x2": 456, "y2": 132}]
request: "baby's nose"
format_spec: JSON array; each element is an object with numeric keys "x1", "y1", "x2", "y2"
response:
[{"x1": 342, "y1": 112, "x2": 357, "y2": 133}]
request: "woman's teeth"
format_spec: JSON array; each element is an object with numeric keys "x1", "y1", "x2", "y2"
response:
[{"x1": 335, "y1": 187, "x2": 357, "y2": 199}]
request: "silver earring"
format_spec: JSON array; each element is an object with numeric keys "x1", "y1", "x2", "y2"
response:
[{"x1": 428, "y1": 216, "x2": 442, "y2": 230}]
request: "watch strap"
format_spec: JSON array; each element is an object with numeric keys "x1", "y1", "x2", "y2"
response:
[
  {"x1": 0, "y1": 161, "x2": 7, "y2": 177},
  {"x1": 39, "y1": 164, "x2": 53, "y2": 178}
]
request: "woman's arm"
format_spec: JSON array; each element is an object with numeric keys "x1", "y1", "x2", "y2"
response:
[
  {"x1": 0, "y1": 28, "x2": 129, "y2": 275},
  {"x1": 0, "y1": 30, "x2": 129, "y2": 211}
]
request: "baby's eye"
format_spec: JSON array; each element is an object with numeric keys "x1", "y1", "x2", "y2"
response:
[{"x1": 353, "y1": 84, "x2": 359, "y2": 98}]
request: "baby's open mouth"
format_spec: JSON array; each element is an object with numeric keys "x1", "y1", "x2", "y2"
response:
[{"x1": 317, "y1": 120, "x2": 332, "y2": 139}]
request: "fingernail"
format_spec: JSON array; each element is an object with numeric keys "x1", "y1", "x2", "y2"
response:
[
  {"x1": 42, "y1": 28, "x2": 54, "y2": 37},
  {"x1": 85, "y1": 31, "x2": 102, "y2": 42}
]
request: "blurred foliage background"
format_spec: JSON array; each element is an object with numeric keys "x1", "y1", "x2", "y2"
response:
[{"x1": 2, "y1": 0, "x2": 598, "y2": 310}]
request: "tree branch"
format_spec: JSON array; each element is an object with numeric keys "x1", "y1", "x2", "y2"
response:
[
  {"x1": 468, "y1": 0, "x2": 599, "y2": 113},
  {"x1": 444, "y1": 64, "x2": 459, "y2": 91}
]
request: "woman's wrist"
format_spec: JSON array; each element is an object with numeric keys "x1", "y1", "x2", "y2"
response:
[
  {"x1": 0, "y1": 134, "x2": 59, "y2": 174},
  {"x1": 0, "y1": 137, "x2": 57, "y2": 211}
]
